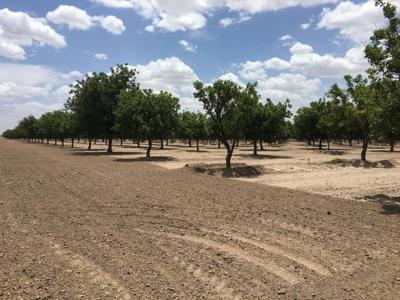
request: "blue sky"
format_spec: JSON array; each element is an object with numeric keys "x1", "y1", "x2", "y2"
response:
[{"x1": 0, "y1": 0, "x2": 395, "y2": 131}]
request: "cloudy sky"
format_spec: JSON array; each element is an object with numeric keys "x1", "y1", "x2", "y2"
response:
[{"x1": 0, "y1": 0, "x2": 398, "y2": 132}]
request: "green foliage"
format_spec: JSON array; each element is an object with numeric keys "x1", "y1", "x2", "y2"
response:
[
  {"x1": 194, "y1": 79, "x2": 242, "y2": 167},
  {"x1": 67, "y1": 64, "x2": 138, "y2": 152},
  {"x1": 115, "y1": 88, "x2": 180, "y2": 157}
]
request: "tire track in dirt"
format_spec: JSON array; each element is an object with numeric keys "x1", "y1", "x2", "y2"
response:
[
  {"x1": 201, "y1": 229, "x2": 332, "y2": 277},
  {"x1": 135, "y1": 229, "x2": 301, "y2": 285},
  {"x1": 5, "y1": 212, "x2": 132, "y2": 300},
  {"x1": 50, "y1": 242, "x2": 131, "y2": 300},
  {"x1": 171, "y1": 255, "x2": 240, "y2": 300}
]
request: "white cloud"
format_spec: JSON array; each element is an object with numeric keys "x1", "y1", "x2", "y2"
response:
[
  {"x1": 265, "y1": 58, "x2": 291, "y2": 70},
  {"x1": 90, "y1": 0, "x2": 339, "y2": 32},
  {"x1": 46, "y1": 5, "x2": 125, "y2": 35},
  {"x1": 218, "y1": 72, "x2": 244, "y2": 85},
  {"x1": 94, "y1": 53, "x2": 108, "y2": 60},
  {"x1": 0, "y1": 40, "x2": 26, "y2": 60},
  {"x1": 279, "y1": 34, "x2": 293, "y2": 41},
  {"x1": 46, "y1": 5, "x2": 94, "y2": 30},
  {"x1": 301, "y1": 22, "x2": 311, "y2": 30},
  {"x1": 179, "y1": 40, "x2": 197, "y2": 53},
  {"x1": 318, "y1": 0, "x2": 400, "y2": 43},
  {"x1": 258, "y1": 73, "x2": 322, "y2": 106},
  {"x1": 290, "y1": 42, "x2": 314, "y2": 55},
  {"x1": 0, "y1": 8, "x2": 66, "y2": 60},
  {"x1": 133, "y1": 57, "x2": 200, "y2": 110},
  {"x1": 0, "y1": 63, "x2": 81, "y2": 102},
  {"x1": 239, "y1": 58, "x2": 290, "y2": 81},
  {"x1": 0, "y1": 63, "x2": 82, "y2": 131},
  {"x1": 289, "y1": 43, "x2": 368, "y2": 77},
  {"x1": 94, "y1": 15, "x2": 126, "y2": 34},
  {"x1": 219, "y1": 14, "x2": 251, "y2": 28},
  {"x1": 0, "y1": 82, "x2": 50, "y2": 102},
  {"x1": 239, "y1": 41, "x2": 368, "y2": 79}
]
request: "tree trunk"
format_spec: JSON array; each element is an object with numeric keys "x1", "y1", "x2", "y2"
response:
[
  {"x1": 312, "y1": 140, "x2": 315, "y2": 147},
  {"x1": 349, "y1": 139, "x2": 352, "y2": 147},
  {"x1": 88, "y1": 138, "x2": 92, "y2": 150},
  {"x1": 137, "y1": 139, "x2": 140, "y2": 148},
  {"x1": 361, "y1": 137, "x2": 369, "y2": 161},
  {"x1": 253, "y1": 139, "x2": 258, "y2": 156},
  {"x1": 318, "y1": 138, "x2": 323, "y2": 150},
  {"x1": 54, "y1": 139, "x2": 57, "y2": 145},
  {"x1": 160, "y1": 139, "x2": 164, "y2": 149},
  {"x1": 189, "y1": 138, "x2": 192, "y2": 147},
  {"x1": 218, "y1": 139, "x2": 221, "y2": 149},
  {"x1": 196, "y1": 139, "x2": 200, "y2": 152},
  {"x1": 166, "y1": 139, "x2": 169, "y2": 146},
  {"x1": 71, "y1": 138, "x2": 74, "y2": 148},
  {"x1": 61, "y1": 138, "x2": 64, "y2": 147},
  {"x1": 259, "y1": 140, "x2": 264, "y2": 151},
  {"x1": 390, "y1": 141, "x2": 395, "y2": 152},
  {"x1": 107, "y1": 138, "x2": 113, "y2": 153},
  {"x1": 46, "y1": 138, "x2": 49, "y2": 144},
  {"x1": 222, "y1": 140, "x2": 235, "y2": 169},
  {"x1": 120, "y1": 139, "x2": 123, "y2": 147},
  {"x1": 147, "y1": 139, "x2": 152, "y2": 158}
]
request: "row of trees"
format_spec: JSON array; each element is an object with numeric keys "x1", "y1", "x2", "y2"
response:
[
  {"x1": 3, "y1": 70, "x2": 291, "y2": 168},
  {"x1": 3, "y1": 1, "x2": 399, "y2": 166},
  {"x1": 294, "y1": 0, "x2": 400, "y2": 161}
]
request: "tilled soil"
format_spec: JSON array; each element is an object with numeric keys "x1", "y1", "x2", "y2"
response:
[{"x1": 0, "y1": 138, "x2": 399, "y2": 299}]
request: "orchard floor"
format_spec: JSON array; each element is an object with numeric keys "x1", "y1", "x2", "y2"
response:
[
  {"x1": 80, "y1": 138, "x2": 400, "y2": 202},
  {"x1": 1, "y1": 138, "x2": 400, "y2": 299}
]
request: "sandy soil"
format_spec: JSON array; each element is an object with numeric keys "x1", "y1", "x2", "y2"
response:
[
  {"x1": 1, "y1": 138, "x2": 400, "y2": 299},
  {"x1": 68, "y1": 139, "x2": 400, "y2": 202}
]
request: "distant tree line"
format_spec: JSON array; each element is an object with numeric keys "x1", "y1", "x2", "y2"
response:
[
  {"x1": 3, "y1": 1, "x2": 400, "y2": 165},
  {"x1": 294, "y1": 0, "x2": 400, "y2": 160},
  {"x1": 2, "y1": 66, "x2": 291, "y2": 168}
]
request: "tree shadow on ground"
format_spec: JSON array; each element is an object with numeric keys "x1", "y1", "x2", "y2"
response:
[
  {"x1": 327, "y1": 159, "x2": 395, "y2": 168},
  {"x1": 185, "y1": 149, "x2": 209, "y2": 153},
  {"x1": 114, "y1": 156, "x2": 176, "y2": 162},
  {"x1": 240, "y1": 148, "x2": 285, "y2": 152},
  {"x1": 364, "y1": 194, "x2": 400, "y2": 215},
  {"x1": 186, "y1": 163, "x2": 266, "y2": 178},
  {"x1": 370, "y1": 149, "x2": 400, "y2": 153},
  {"x1": 72, "y1": 151, "x2": 142, "y2": 156},
  {"x1": 237, "y1": 154, "x2": 292, "y2": 160}
]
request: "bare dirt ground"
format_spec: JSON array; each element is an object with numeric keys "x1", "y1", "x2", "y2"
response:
[
  {"x1": 1, "y1": 138, "x2": 400, "y2": 299},
  {"x1": 73, "y1": 139, "x2": 400, "y2": 202}
]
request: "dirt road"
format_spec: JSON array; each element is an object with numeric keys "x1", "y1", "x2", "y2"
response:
[{"x1": 1, "y1": 138, "x2": 399, "y2": 299}]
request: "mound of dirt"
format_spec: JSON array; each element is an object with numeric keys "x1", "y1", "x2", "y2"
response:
[
  {"x1": 184, "y1": 163, "x2": 269, "y2": 178},
  {"x1": 326, "y1": 158, "x2": 396, "y2": 168}
]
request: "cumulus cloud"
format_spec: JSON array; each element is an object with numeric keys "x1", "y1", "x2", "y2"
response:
[
  {"x1": 90, "y1": 0, "x2": 339, "y2": 32},
  {"x1": 219, "y1": 15, "x2": 251, "y2": 28},
  {"x1": 47, "y1": 5, "x2": 125, "y2": 35},
  {"x1": 218, "y1": 72, "x2": 244, "y2": 85},
  {"x1": 239, "y1": 58, "x2": 290, "y2": 81},
  {"x1": 238, "y1": 41, "x2": 368, "y2": 80},
  {"x1": 318, "y1": 0, "x2": 400, "y2": 43},
  {"x1": 289, "y1": 42, "x2": 368, "y2": 77},
  {"x1": 179, "y1": 40, "x2": 198, "y2": 53},
  {"x1": 94, "y1": 53, "x2": 108, "y2": 60},
  {"x1": 279, "y1": 34, "x2": 294, "y2": 41},
  {"x1": 0, "y1": 63, "x2": 81, "y2": 103},
  {"x1": 258, "y1": 73, "x2": 322, "y2": 106},
  {"x1": 133, "y1": 57, "x2": 200, "y2": 110},
  {"x1": 0, "y1": 8, "x2": 66, "y2": 60},
  {"x1": 301, "y1": 22, "x2": 311, "y2": 30},
  {"x1": 0, "y1": 63, "x2": 83, "y2": 131}
]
